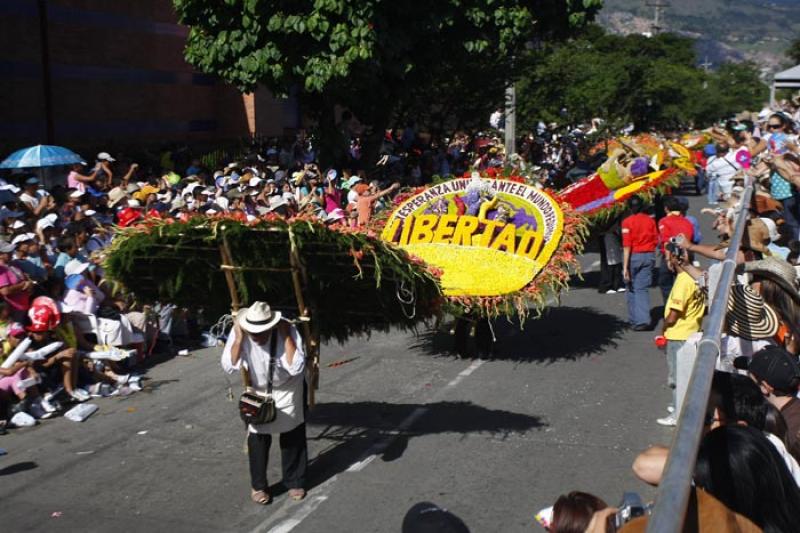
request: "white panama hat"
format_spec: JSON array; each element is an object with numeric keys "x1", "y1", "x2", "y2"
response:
[{"x1": 237, "y1": 301, "x2": 282, "y2": 334}]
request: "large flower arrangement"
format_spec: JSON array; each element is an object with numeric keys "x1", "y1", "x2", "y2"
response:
[
  {"x1": 371, "y1": 170, "x2": 588, "y2": 320},
  {"x1": 104, "y1": 214, "x2": 442, "y2": 343}
]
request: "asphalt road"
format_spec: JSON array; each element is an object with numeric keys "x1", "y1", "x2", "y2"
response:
[{"x1": 0, "y1": 191, "x2": 710, "y2": 533}]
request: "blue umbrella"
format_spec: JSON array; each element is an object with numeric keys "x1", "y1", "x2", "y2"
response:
[{"x1": 0, "y1": 144, "x2": 85, "y2": 169}]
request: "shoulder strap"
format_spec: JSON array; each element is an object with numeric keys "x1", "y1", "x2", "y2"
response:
[{"x1": 266, "y1": 330, "x2": 278, "y2": 396}]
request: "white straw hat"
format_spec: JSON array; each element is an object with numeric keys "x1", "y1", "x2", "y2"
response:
[{"x1": 237, "y1": 302, "x2": 282, "y2": 334}]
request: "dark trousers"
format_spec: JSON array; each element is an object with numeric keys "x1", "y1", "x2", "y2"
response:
[
  {"x1": 599, "y1": 263, "x2": 624, "y2": 292},
  {"x1": 782, "y1": 196, "x2": 800, "y2": 240},
  {"x1": 247, "y1": 423, "x2": 308, "y2": 492},
  {"x1": 657, "y1": 252, "x2": 675, "y2": 302}
]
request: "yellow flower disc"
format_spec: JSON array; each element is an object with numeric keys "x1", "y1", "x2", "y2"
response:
[{"x1": 404, "y1": 243, "x2": 537, "y2": 296}]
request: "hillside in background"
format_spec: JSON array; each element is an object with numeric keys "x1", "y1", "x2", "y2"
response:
[{"x1": 598, "y1": 0, "x2": 800, "y2": 74}]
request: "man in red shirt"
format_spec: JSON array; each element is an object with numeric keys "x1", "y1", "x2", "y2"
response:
[
  {"x1": 622, "y1": 196, "x2": 658, "y2": 330},
  {"x1": 657, "y1": 196, "x2": 695, "y2": 301}
]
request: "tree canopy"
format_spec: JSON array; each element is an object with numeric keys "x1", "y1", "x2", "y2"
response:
[
  {"x1": 787, "y1": 37, "x2": 800, "y2": 65},
  {"x1": 173, "y1": 0, "x2": 602, "y2": 162},
  {"x1": 516, "y1": 26, "x2": 768, "y2": 131}
]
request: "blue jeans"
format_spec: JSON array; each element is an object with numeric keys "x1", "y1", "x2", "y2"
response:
[
  {"x1": 627, "y1": 252, "x2": 654, "y2": 327},
  {"x1": 695, "y1": 168, "x2": 706, "y2": 194},
  {"x1": 706, "y1": 177, "x2": 719, "y2": 204}
]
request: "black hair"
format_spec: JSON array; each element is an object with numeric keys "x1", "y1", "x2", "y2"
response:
[
  {"x1": 787, "y1": 241, "x2": 800, "y2": 265},
  {"x1": 56, "y1": 235, "x2": 75, "y2": 253},
  {"x1": 628, "y1": 195, "x2": 645, "y2": 214},
  {"x1": 66, "y1": 220, "x2": 89, "y2": 236},
  {"x1": 764, "y1": 402, "x2": 789, "y2": 449},
  {"x1": 695, "y1": 425, "x2": 800, "y2": 533},
  {"x1": 662, "y1": 195, "x2": 683, "y2": 214},
  {"x1": 709, "y1": 371, "x2": 767, "y2": 430},
  {"x1": 769, "y1": 113, "x2": 796, "y2": 134}
]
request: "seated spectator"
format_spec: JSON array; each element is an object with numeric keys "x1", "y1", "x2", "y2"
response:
[
  {"x1": 735, "y1": 346, "x2": 800, "y2": 459},
  {"x1": 694, "y1": 425, "x2": 800, "y2": 533},
  {"x1": 25, "y1": 296, "x2": 89, "y2": 402}
]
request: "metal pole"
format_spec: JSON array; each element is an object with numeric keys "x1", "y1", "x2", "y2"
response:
[
  {"x1": 504, "y1": 84, "x2": 516, "y2": 157},
  {"x1": 646, "y1": 177, "x2": 754, "y2": 533}
]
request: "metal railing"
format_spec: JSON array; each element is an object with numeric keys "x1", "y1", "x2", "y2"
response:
[{"x1": 646, "y1": 177, "x2": 754, "y2": 532}]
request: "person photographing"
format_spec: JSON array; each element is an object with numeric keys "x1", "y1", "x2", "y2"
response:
[{"x1": 221, "y1": 301, "x2": 308, "y2": 505}]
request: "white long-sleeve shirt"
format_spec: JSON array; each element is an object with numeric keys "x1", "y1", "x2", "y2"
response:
[{"x1": 221, "y1": 323, "x2": 305, "y2": 434}]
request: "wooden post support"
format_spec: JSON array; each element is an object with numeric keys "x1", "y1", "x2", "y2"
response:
[
  {"x1": 219, "y1": 229, "x2": 249, "y2": 388},
  {"x1": 287, "y1": 227, "x2": 320, "y2": 407}
]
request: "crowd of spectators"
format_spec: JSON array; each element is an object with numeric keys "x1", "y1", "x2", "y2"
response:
[
  {"x1": 544, "y1": 102, "x2": 800, "y2": 532},
  {"x1": 0, "y1": 122, "x2": 581, "y2": 430}
]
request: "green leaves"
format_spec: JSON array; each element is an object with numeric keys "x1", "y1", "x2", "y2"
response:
[
  {"x1": 517, "y1": 24, "x2": 767, "y2": 131},
  {"x1": 173, "y1": 0, "x2": 600, "y2": 162}
]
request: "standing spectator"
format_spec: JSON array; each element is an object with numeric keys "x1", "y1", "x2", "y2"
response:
[
  {"x1": 356, "y1": 182, "x2": 399, "y2": 226},
  {"x1": 67, "y1": 163, "x2": 98, "y2": 193},
  {"x1": 657, "y1": 196, "x2": 695, "y2": 301},
  {"x1": 706, "y1": 143, "x2": 740, "y2": 203},
  {"x1": 702, "y1": 144, "x2": 718, "y2": 204},
  {"x1": 597, "y1": 218, "x2": 625, "y2": 294},
  {"x1": 621, "y1": 196, "x2": 658, "y2": 331},
  {"x1": 657, "y1": 250, "x2": 704, "y2": 426}
]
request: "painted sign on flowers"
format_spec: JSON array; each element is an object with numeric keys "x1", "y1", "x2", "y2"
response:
[{"x1": 381, "y1": 176, "x2": 564, "y2": 297}]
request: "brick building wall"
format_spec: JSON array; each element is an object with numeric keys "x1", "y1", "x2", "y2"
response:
[{"x1": 0, "y1": 0, "x2": 299, "y2": 154}]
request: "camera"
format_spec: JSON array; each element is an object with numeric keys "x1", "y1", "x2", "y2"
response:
[
  {"x1": 609, "y1": 492, "x2": 652, "y2": 531},
  {"x1": 665, "y1": 237, "x2": 681, "y2": 257}
]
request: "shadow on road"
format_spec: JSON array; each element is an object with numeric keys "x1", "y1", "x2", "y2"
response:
[
  {"x1": 289, "y1": 401, "x2": 545, "y2": 496},
  {"x1": 0, "y1": 461, "x2": 38, "y2": 476},
  {"x1": 569, "y1": 270, "x2": 601, "y2": 290},
  {"x1": 411, "y1": 306, "x2": 627, "y2": 363}
]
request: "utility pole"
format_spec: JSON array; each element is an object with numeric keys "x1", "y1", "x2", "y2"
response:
[
  {"x1": 646, "y1": 2, "x2": 669, "y2": 34},
  {"x1": 700, "y1": 56, "x2": 712, "y2": 89},
  {"x1": 504, "y1": 84, "x2": 516, "y2": 157}
]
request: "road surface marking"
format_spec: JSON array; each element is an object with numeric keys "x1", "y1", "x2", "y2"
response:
[{"x1": 262, "y1": 359, "x2": 485, "y2": 533}]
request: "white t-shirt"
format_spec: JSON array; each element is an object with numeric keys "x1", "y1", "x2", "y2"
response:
[
  {"x1": 19, "y1": 191, "x2": 42, "y2": 210},
  {"x1": 765, "y1": 432, "x2": 800, "y2": 487},
  {"x1": 221, "y1": 324, "x2": 306, "y2": 434},
  {"x1": 706, "y1": 153, "x2": 740, "y2": 191}
]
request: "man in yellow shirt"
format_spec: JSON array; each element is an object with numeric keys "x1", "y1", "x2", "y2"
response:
[{"x1": 658, "y1": 251, "x2": 705, "y2": 426}]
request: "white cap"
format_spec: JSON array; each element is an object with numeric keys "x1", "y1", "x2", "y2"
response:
[
  {"x1": 97, "y1": 152, "x2": 115, "y2": 162},
  {"x1": 11, "y1": 220, "x2": 25, "y2": 229},
  {"x1": 249, "y1": 177, "x2": 263, "y2": 187},
  {"x1": 759, "y1": 217, "x2": 779, "y2": 242},
  {"x1": 70, "y1": 189, "x2": 85, "y2": 199},
  {"x1": 127, "y1": 199, "x2": 141, "y2": 208},
  {"x1": 64, "y1": 259, "x2": 90, "y2": 277},
  {"x1": 84, "y1": 209, "x2": 97, "y2": 217},
  {"x1": 36, "y1": 217, "x2": 55, "y2": 231},
  {"x1": 215, "y1": 196, "x2": 229, "y2": 211},
  {"x1": 11, "y1": 233, "x2": 35, "y2": 246}
]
